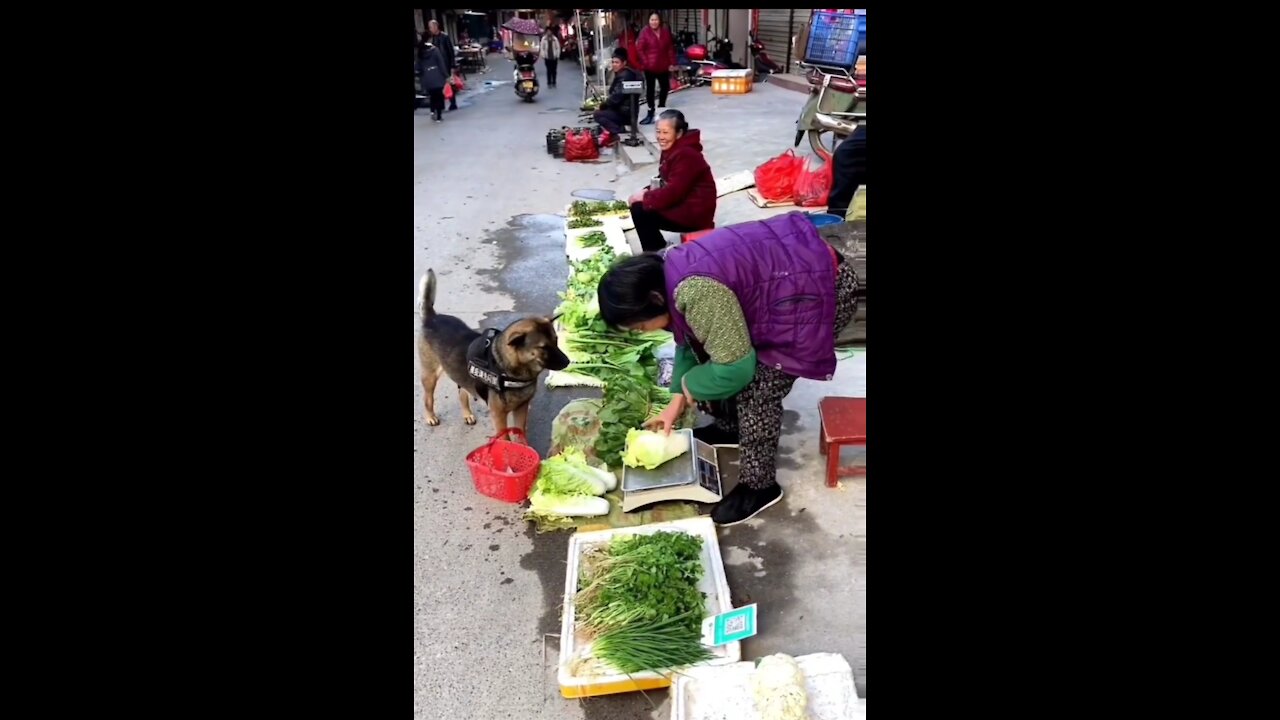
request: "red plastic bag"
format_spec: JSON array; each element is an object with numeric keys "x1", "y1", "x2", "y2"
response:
[
  {"x1": 793, "y1": 155, "x2": 834, "y2": 207},
  {"x1": 753, "y1": 149, "x2": 803, "y2": 202},
  {"x1": 450, "y1": 73, "x2": 465, "y2": 91},
  {"x1": 443, "y1": 82, "x2": 454, "y2": 100},
  {"x1": 563, "y1": 129, "x2": 599, "y2": 162}
]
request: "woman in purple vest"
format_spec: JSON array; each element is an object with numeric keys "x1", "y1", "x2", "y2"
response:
[{"x1": 596, "y1": 212, "x2": 860, "y2": 525}]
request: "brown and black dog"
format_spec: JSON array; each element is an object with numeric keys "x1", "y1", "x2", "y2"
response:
[{"x1": 416, "y1": 269, "x2": 570, "y2": 436}]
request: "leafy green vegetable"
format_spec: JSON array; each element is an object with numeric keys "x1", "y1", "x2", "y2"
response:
[
  {"x1": 567, "y1": 216, "x2": 603, "y2": 229},
  {"x1": 534, "y1": 449, "x2": 612, "y2": 496},
  {"x1": 577, "y1": 231, "x2": 608, "y2": 248},
  {"x1": 622, "y1": 428, "x2": 691, "y2": 470},
  {"x1": 527, "y1": 490, "x2": 610, "y2": 518},
  {"x1": 570, "y1": 199, "x2": 631, "y2": 218},
  {"x1": 575, "y1": 531, "x2": 713, "y2": 673}
]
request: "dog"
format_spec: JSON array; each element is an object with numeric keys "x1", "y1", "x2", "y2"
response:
[{"x1": 417, "y1": 269, "x2": 570, "y2": 436}]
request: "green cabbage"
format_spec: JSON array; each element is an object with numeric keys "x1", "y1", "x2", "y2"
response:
[{"x1": 622, "y1": 428, "x2": 691, "y2": 470}]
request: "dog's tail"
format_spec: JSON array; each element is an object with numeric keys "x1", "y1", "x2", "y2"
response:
[{"x1": 417, "y1": 269, "x2": 437, "y2": 320}]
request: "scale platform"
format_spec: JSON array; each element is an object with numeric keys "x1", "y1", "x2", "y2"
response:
[{"x1": 621, "y1": 429, "x2": 723, "y2": 512}]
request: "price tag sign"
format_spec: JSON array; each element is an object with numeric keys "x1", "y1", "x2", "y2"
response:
[{"x1": 701, "y1": 604, "x2": 758, "y2": 646}]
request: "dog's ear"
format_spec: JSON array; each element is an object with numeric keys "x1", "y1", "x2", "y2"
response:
[{"x1": 507, "y1": 332, "x2": 527, "y2": 348}]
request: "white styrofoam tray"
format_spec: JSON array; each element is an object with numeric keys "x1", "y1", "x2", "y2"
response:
[
  {"x1": 671, "y1": 652, "x2": 862, "y2": 720},
  {"x1": 559, "y1": 516, "x2": 741, "y2": 694},
  {"x1": 566, "y1": 219, "x2": 629, "y2": 262}
]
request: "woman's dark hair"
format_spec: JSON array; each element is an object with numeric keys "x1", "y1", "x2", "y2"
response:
[
  {"x1": 657, "y1": 109, "x2": 688, "y2": 135},
  {"x1": 597, "y1": 253, "x2": 669, "y2": 328}
]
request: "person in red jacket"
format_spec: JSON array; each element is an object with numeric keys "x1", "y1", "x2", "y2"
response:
[
  {"x1": 635, "y1": 13, "x2": 677, "y2": 125},
  {"x1": 627, "y1": 109, "x2": 717, "y2": 251}
]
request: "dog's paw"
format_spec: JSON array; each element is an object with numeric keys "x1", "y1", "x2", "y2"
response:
[
  {"x1": 463, "y1": 413, "x2": 477, "y2": 425},
  {"x1": 425, "y1": 413, "x2": 441, "y2": 426}
]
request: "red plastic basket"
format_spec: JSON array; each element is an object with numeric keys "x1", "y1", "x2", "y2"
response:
[{"x1": 465, "y1": 428, "x2": 542, "y2": 503}]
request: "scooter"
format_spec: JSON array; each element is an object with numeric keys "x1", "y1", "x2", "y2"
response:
[
  {"x1": 513, "y1": 48, "x2": 540, "y2": 101},
  {"x1": 793, "y1": 61, "x2": 865, "y2": 157},
  {"x1": 686, "y1": 32, "x2": 738, "y2": 87},
  {"x1": 749, "y1": 31, "x2": 782, "y2": 80}
]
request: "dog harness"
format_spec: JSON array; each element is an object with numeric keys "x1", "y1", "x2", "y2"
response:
[{"x1": 466, "y1": 328, "x2": 534, "y2": 402}]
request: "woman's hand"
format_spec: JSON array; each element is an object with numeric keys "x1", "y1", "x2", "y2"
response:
[
  {"x1": 643, "y1": 395, "x2": 685, "y2": 435},
  {"x1": 628, "y1": 190, "x2": 647, "y2": 206}
]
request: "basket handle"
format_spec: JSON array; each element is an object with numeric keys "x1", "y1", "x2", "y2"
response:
[{"x1": 488, "y1": 427, "x2": 528, "y2": 445}]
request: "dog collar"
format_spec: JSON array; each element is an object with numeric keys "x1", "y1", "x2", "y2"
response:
[{"x1": 467, "y1": 328, "x2": 535, "y2": 393}]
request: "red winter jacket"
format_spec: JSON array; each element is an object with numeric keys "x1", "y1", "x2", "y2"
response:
[
  {"x1": 643, "y1": 129, "x2": 716, "y2": 230},
  {"x1": 635, "y1": 26, "x2": 676, "y2": 73}
]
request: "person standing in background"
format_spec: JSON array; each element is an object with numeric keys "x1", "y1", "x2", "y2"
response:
[
  {"x1": 416, "y1": 40, "x2": 449, "y2": 122},
  {"x1": 426, "y1": 20, "x2": 458, "y2": 111},
  {"x1": 540, "y1": 25, "x2": 561, "y2": 88},
  {"x1": 635, "y1": 12, "x2": 676, "y2": 125}
]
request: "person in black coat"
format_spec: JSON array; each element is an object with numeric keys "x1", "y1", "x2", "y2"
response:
[
  {"x1": 416, "y1": 41, "x2": 449, "y2": 122},
  {"x1": 592, "y1": 48, "x2": 642, "y2": 146},
  {"x1": 825, "y1": 124, "x2": 867, "y2": 217},
  {"x1": 426, "y1": 20, "x2": 458, "y2": 111}
]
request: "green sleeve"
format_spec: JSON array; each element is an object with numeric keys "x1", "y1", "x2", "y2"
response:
[
  {"x1": 670, "y1": 345, "x2": 698, "y2": 395},
  {"x1": 683, "y1": 350, "x2": 757, "y2": 400},
  {"x1": 671, "y1": 277, "x2": 757, "y2": 401}
]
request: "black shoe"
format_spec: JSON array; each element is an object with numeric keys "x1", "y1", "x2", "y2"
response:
[
  {"x1": 693, "y1": 425, "x2": 739, "y2": 448},
  {"x1": 448, "y1": 105, "x2": 458, "y2": 111},
  {"x1": 712, "y1": 483, "x2": 783, "y2": 526},
  {"x1": 639, "y1": 111, "x2": 655, "y2": 125}
]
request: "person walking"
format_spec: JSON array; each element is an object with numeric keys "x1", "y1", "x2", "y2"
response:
[
  {"x1": 426, "y1": 20, "x2": 459, "y2": 111},
  {"x1": 540, "y1": 25, "x2": 561, "y2": 88},
  {"x1": 635, "y1": 12, "x2": 676, "y2": 125},
  {"x1": 417, "y1": 40, "x2": 449, "y2": 122}
]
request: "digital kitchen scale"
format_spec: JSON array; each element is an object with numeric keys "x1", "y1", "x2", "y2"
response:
[{"x1": 620, "y1": 429, "x2": 724, "y2": 512}]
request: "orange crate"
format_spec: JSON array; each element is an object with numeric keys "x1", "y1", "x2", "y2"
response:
[{"x1": 711, "y1": 69, "x2": 754, "y2": 95}]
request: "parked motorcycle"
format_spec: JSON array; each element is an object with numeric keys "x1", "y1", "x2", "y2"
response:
[
  {"x1": 793, "y1": 60, "x2": 865, "y2": 157},
  {"x1": 749, "y1": 31, "x2": 782, "y2": 80},
  {"x1": 685, "y1": 32, "x2": 740, "y2": 87}
]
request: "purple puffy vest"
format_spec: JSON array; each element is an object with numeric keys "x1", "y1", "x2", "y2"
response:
[{"x1": 662, "y1": 212, "x2": 838, "y2": 381}]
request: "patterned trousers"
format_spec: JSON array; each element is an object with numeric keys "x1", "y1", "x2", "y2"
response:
[{"x1": 714, "y1": 260, "x2": 860, "y2": 489}]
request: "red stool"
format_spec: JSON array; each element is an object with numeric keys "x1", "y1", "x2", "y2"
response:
[
  {"x1": 818, "y1": 397, "x2": 866, "y2": 488},
  {"x1": 680, "y1": 228, "x2": 716, "y2": 244}
]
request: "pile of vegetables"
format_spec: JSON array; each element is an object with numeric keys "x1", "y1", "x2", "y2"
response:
[
  {"x1": 524, "y1": 449, "x2": 616, "y2": 523},
  {"x1": 575, "y1": 531, "x2": 714, "y2": 674},
  {"x1": 622, "y1": 428, "x2": 691, "y2": 470},
  {"x1": 566, "y1": 216, "x2": 603, "y2": 229},
  {"x1": 574, "y1": 230, "x2": 608, "y2": 249},
  {"x1": 570, "y1": 199, "x2": 629, "y2": 217}
]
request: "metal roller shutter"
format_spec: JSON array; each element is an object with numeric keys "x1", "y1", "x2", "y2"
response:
[
  {"x1": 671, "y1": 9, "x2": 703, "y2": 44},
  {"x1": 756, "y1": 8, "x2": 809, "y2": 70}
]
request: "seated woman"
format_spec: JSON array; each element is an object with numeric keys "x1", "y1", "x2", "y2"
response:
[
  {"x1": 595, "y1": 212, "x2": 860, "y2": 526},
  {"x1": 626, "y1": 109, "x2": 717, "y2": 251}
]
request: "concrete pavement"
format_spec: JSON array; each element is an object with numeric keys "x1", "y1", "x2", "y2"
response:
[{"x1": 414, "y1": 57, "x2": 865, "y2": 720}]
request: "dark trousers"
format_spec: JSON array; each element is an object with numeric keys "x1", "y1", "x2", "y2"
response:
[
  {"x1": 630, "y1": 202, "x2": 700, "y2": 252},
  {"x1": 447, "y1": 81, "x2": 458, "y2": 110},
  {"x1": 544, "y1": 58, "x2": 558, "y2": 86},
  {"x1": 826, "y1": 125, "x2": 867, "y2": 215},
  {"x1": 644, "y1": 70, "x2": 670, "y2": 111},
  {"x1": 593, "y1": 107, "x2": 629, "y2": 136},
  {"x1": 427, "y1": 89, "x2": 445, "y2": 118}
]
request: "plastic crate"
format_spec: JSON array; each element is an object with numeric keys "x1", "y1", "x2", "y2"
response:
[
  {"x1": 710, "y1": 69, "x2": 753, "y2": 95},
  {"x1": 804, "y1": 11, "x2": 861, "y2": 68}
]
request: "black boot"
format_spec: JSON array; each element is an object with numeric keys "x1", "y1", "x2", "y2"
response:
[{"x1": 638, "y1": 110, "x2": 655, "y2": 125}]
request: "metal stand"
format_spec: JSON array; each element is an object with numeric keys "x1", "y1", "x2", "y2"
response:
[{"x1": 621, "y1": 79, "x2": 644, "y2": 147}]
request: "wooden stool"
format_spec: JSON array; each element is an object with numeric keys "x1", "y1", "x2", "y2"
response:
[{"x1": 818, "y1": 396, "x2": 866, "y2": 488}]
